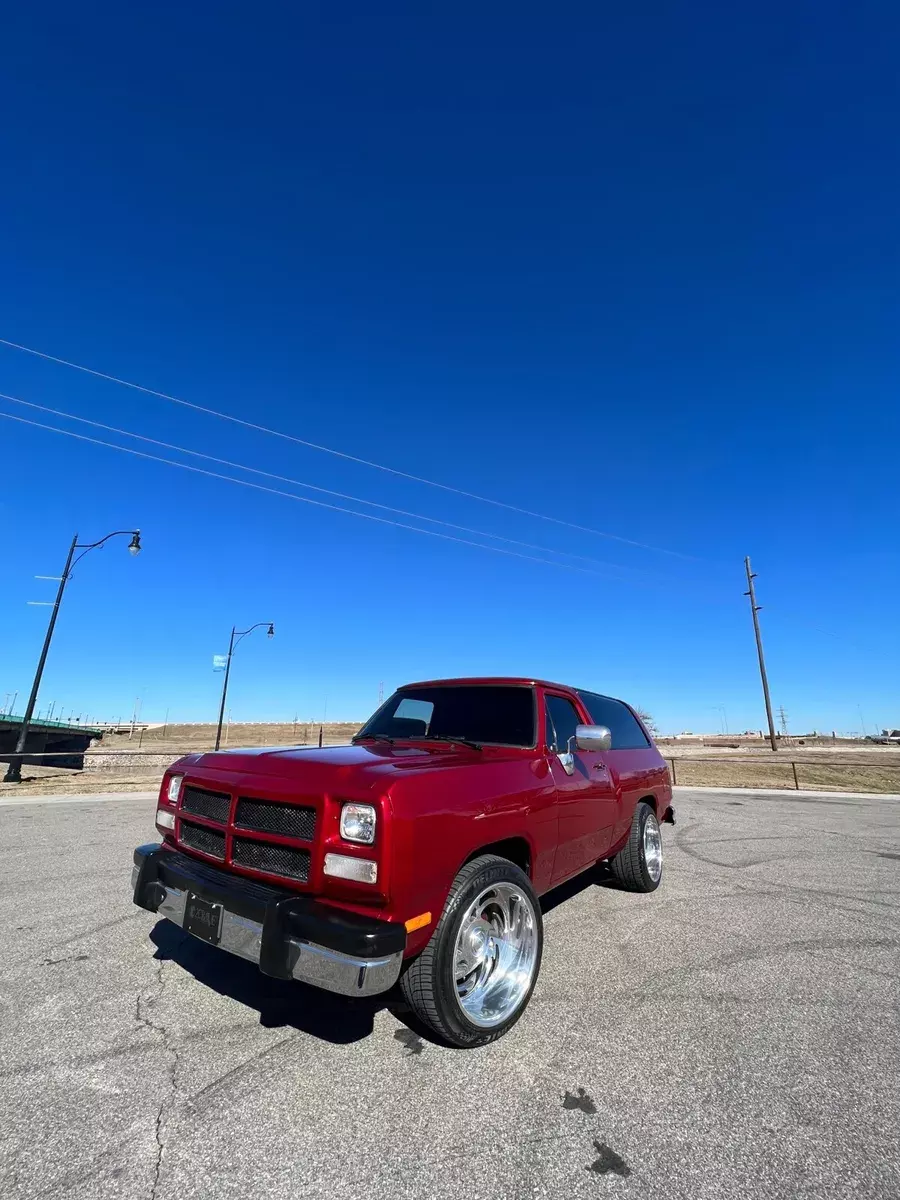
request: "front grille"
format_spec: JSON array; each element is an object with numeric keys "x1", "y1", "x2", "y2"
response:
[
  {"x1": 232, "y1": 837, "x2": 310, "y2": 882},
  {"x1": 180, "y1": 821, "x2": 226, "y2": 860},
  {"x1": 234, "y1": 797, "x2": 315, "y2": 840},
  {"x1": 181, "y1": 786, "x2": 231, "y2": 824}
]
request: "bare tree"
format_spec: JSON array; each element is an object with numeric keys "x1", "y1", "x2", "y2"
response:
[{"x1": 634, "y1": 707, "x2": 658, "y2": 736}]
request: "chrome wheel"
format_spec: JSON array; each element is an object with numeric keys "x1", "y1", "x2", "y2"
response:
[
  {"x1": 643, "y1": 812, "x2": 663, "y2": 882},
  {"x1": 453, "y1": 882, "x2": 539, "y2": 1028}
]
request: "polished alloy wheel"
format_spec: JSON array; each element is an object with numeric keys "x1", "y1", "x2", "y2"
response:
[
  {"x1": 453, "y1": 882, "x2": 539, "y2": 1028},
  {"x1": 643, "y1": 811, "x2": 663, "y2": 882}
]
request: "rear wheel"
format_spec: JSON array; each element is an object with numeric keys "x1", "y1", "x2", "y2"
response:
[
  {"x1": 609, "y1": 801, "x2": 663, "y2": 892},
  {"x1": 399, "y1": 854, "x2": 543, "y2": 1047}
]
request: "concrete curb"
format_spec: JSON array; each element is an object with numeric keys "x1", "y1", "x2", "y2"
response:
[
  {"x1": 0, "y1": 790, "x2": 156, "y2": 807},
  {"x1": 673, "y1": 784, "x2": 900, "y2": 801}
]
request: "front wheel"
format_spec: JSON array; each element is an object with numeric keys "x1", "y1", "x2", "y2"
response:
[
  {"x1": 399, "y1": 854, "x2": 543, "y2": 1047},
  {"x1": 608, "y1": 801, "x2": 663, "y2": 892}
]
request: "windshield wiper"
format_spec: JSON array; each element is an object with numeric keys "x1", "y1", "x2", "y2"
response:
[
  {"x1": 352, "y1": 733, "x2": 395, "y2": 745},
  {"x1": 418, "y1": 734, "x2": 483, "y2": 751}
]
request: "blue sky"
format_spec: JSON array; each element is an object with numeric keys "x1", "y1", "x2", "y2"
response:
[{"x1": 0, "y1": 1, "x2": 896, "y2": 735}]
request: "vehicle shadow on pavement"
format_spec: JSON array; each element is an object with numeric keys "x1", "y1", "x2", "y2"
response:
[
  {"x1": 541, "y1": 864, "x2": 619, "y2": 915},
  {"x1": 150, "y1": 919, "x2": 403, "y2": 1044},
  {"x1": 147, "y1": 868, "x2": 621, "y2": 1048}
]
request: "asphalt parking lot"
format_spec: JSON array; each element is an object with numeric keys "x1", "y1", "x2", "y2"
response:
[{"x1": 1, "y1": 787, "x2": 898, "y2": 1200}]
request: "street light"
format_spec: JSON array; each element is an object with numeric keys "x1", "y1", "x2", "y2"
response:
[
  {"x1": 3, "y1": 529, "x2": 142, "y2": 783},
  {"x1": 214, "y1": 622, "x2": 275, "y2": 751},
  {"x1": 708, "y1": 705, "x2": 729, "y2": 735}
]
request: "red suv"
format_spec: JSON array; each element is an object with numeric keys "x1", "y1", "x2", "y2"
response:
[{"x1": 133, "y1": 677, "x2": 673, "y2": 1046}]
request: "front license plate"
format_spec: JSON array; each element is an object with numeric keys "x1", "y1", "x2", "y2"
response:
[{"x1": 184, "y1": 893, "x2": 223, "y2": 945}]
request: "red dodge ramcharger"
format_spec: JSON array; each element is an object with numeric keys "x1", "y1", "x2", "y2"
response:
[{"x1": 133, "y1": 677, "x2": 674, "y2": 1046}]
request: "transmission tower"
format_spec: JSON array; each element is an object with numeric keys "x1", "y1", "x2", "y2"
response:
[{"x1": 777, "y1": 705, "x2": 789, "y2": 738}]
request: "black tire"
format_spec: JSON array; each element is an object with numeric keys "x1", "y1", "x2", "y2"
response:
[
  {"x1": 609, "y1": 801, "x2": 663, "y2": 892},
  {"x1": 399, "y1": 854, "x2": 543, "y2": 1048}
]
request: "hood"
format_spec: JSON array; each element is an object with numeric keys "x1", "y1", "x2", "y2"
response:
[{"x1": 176, "y1": 741, "x2": 493, "y2": 788}]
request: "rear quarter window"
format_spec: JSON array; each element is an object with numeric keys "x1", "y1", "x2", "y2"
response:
[{"x1": 577, "y1": 692, "x2": 651, "y2": 750}]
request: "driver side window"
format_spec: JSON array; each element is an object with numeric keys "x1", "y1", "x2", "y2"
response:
[{"x1": 545, "y1": 695, "x2": 581, "y2": 753}]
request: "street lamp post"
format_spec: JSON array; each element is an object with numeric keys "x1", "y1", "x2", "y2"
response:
[
  {"x1": 214, "y1": 622, "x2": 274, "y2": 751},
  {"x1": 4, "y1": 529, "x2": 141, "y2": 783}
]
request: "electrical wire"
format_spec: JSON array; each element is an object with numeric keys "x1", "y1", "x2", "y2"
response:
[
  {"x1": 0, "y1": 390, "x2": 666, "y2": 581},
  {"x1": 0, "y1": 336, "x2": 693, "y2": 559},
  {"x1": 0, "y1": 409, "x2": 648, "y2": 580}
]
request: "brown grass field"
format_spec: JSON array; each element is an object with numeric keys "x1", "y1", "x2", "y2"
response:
[{"x1": 1, "y1": 724, "x2": 899, "y2": 798}]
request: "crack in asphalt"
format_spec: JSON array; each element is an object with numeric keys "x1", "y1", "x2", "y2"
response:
[
  {"x1": 135, "y1": 948, "x2": 186, "y2": 1200},
  {"x1": 0, "y1": 1020, "x2": 254, "y2": 1081}
]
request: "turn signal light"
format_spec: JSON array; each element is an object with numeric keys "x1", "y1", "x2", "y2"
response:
[
  {"x1": 404, "y1": 912, "x2": 432, "y2": 933},
  {"x1": 323, "y1": 853, "x2": 377, "y2": 884}
]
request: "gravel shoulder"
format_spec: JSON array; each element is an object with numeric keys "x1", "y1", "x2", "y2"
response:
[{"x1": 0, "y1": 789, "x2": 898, "y2": 1200}]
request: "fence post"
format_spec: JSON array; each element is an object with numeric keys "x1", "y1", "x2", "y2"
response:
[
  {"x1": 670, "y1": 758, "x2": 677, "y2": 785},
  {"x1": 792, "y1": 761, "x2": 799, "y2": 789},
  {"x1": 318, "y1": 725, "x2": 323, "y2": 748}
]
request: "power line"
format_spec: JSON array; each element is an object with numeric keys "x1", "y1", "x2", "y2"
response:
[
  {"x1": 0, "y1": 335, "x2": 693, "y2": 559},
  {"x1": 0, "y1": 390, "x2": 665, "y2": 580},
  {"x1": 0, "y1": 409, "x2": 648, "y2": 580}
]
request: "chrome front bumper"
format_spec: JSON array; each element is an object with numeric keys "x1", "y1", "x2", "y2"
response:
[{"x1": 131, "y1": 849, "x2": 404, "y2": 998}]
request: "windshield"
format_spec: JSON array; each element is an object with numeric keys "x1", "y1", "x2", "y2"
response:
[{"x1": 356, "y1": 685, "x2": 536, "y2": 748}]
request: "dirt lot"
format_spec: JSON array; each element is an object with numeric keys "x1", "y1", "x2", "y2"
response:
[
  {"x1": 657, "y1": 739, "x2": 900, "y2": 794},
  {"x1": 666, "y1": 755, "x2": 900, "y2": 793},
  {"x1": 0, "y1": 722, "x2": 360, "y2": 798},
  {"x1": 2, "y1": 725, "x2": 898, "y2": 798}
]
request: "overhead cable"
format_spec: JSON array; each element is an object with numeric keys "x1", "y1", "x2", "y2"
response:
[{"x1": 0, "y1": 336, "x2": 692, "y2": 559}]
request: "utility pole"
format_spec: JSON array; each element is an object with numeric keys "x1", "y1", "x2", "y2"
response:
[{"x1": 744, "y1": 557, "x2": 778, "y2": 752}]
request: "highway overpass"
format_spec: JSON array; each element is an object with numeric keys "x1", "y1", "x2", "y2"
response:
[{"x1": 0, "y1": 715, "x2": 102, "y2": 771}]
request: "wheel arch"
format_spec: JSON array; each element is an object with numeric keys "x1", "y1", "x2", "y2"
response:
[{"x1": 460, "y1": 835, "x2": 533, "y2": 878}]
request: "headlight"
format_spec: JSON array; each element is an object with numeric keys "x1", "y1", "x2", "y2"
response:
[
  {"x1": 156, "y1": 807, "x2": 176, "y2": 831},
  {"x1": 166, "y1": 774, "x2": 184, "y2": 804},
  {"x1": 324, "y1": 853, "x2": 378, "y2": 884},
  {"x1": 340, "y1": 803, "x2": 376, "y2": 844}
]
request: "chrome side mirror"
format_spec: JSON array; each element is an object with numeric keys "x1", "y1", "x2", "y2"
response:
[{"x1": 575, "y1": 724, "x2": 612, "y2": 752}]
